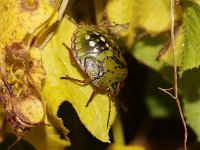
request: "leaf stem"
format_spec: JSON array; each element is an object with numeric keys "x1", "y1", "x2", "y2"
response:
[{"x1": 112, "y1": 112, "x2": 125, "y2": 145}]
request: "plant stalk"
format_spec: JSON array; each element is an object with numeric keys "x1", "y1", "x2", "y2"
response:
[{"x1": 112, "y1": 112, "x2": 125, "y2": 145}]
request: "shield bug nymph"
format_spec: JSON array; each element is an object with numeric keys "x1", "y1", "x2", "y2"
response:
[{"x1": 61, "y1": 24, "x2": 128, "y2": 127}]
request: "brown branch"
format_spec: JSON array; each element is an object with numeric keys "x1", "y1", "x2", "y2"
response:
[{"x1": 171, "y1": 0, "x2": 188, "y2": 150}]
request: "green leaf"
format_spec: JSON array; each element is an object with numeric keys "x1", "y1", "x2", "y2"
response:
[
  {"x1": 130, "y1": 34, "x2": 167, "y2": 71},
  {"x1": 145, "y1": 70, "x2": 178, "y2": 118},
  {"x1": 179, "y1": 68, "x2": 200, "y2": 141},
  {"x1": 157, "y1": 1, "x2": 200, "y2": 75},
  {"x1": 180, "y1": 0, "x2": 200, "y2": 73}
]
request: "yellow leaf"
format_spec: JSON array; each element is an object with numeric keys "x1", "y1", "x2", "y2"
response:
[
  {"x1": 0, "y1": 0, "x2": 70, "y2": 149},
  {"x1": 105, "y1": 0, "x2": 177, "y2": 47},
  {"x1": 24, "y1": 123, "x2": 70, "y2": 150},
  {"x1": 0, "y1": 0, "x2": 57, "y2": 91},
  {"x1": 135, "y1": 0, "x2": 171, "y2": 35},
  {"x1": 42, "y1": 17, "x2": 117, "y2": 143},
  {"x1": 106, "y1": 0, "x2": 136, "y2": 47},
  {"x1": 159, "y1": 26, "x2": 184, "y2": 67},
  {"x1": 107, "y1": 144, "x2": 145, "y2": 150},
  {"x1": 0, "y1": 0, "x2": 56, "y2": 48}
]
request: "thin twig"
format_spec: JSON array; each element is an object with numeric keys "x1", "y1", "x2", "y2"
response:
[
  {"x1": 27, "y1": 0, "x2": 62, "y2": 50},
  {"x1": 40, "y1": 0, "x2": 69, "y2": 49},
  {"x1": 158, "y1": 87, "x2": 175, "y2": 99},
  {"x1": 171, "y1": 0, "x2": 188, "y2": 149},
  {"x1": 58, "y1": 0, "x2": 69, "y2": 21}
]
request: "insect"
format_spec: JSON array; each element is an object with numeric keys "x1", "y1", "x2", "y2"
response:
[{"x1": 61, "y1": 25, "x2": 128, "y2": 127}]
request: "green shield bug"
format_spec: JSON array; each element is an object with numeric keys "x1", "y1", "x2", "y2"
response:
[{"x1": 61, "y1": 24, "x2": 128, "y2": 127}]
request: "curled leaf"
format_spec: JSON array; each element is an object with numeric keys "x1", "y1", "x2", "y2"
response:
[
  {"x1": 0, "y1": 92, "x2": 43, "y2": 134},
  {"x1": 0, "y1": 0, "x2": 66, "y2": 149},
  {"x1": 0, "y1": 45, "x2": 45, "y2": 138}
]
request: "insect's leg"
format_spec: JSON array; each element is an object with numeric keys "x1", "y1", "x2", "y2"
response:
[
  {"x1": 86, "y1": 88, "x2": 98, "y2": 107},
  {"x1": 61, "y1": 43, "x2": 90, "y2": 84},
  {"x1": 62, "y1": 43, "x2": 77, "y2": 64},
  {"x1": 62, "y1": 43, "x2": 70, "y2": 50},
  {"x1": 60, "y1": 76, "x2": 90, "y2": 85}
]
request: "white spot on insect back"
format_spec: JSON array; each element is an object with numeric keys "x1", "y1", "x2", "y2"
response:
[
  {"x1": 89, "y1": 41, "x2": 96, "y2": 47},
  {"x1": 94, "y1": 32, "x2": 99, "y2": 35},
  {"x1": 93, "y1": 48, "x2": 98, "y2": 52},
  {"x1": 85, "y1": 34, "x2": 90, "y2": 40},
  {"x1": 100, "y1": 36, "x2": 105, "y2": 42},
  {"x1": 106, "y1": 43, "x2": 109, "y2": 47}
]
